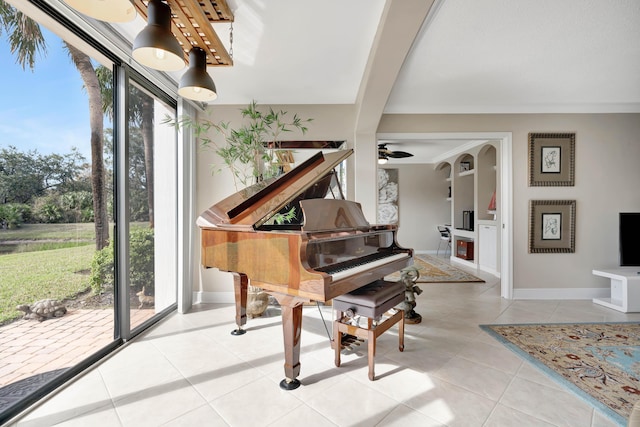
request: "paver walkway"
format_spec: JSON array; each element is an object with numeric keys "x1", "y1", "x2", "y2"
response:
[{"x1": 0, "y1": 308, "x2": 154, "y2": 387}]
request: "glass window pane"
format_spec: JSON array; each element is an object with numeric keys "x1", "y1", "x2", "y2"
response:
[
  {"x1": 127, "y1": 82, "x2": 177, "y2": 331},
  {"x1": 0, "y1": 11, "x2": 116, "y2": 414}
]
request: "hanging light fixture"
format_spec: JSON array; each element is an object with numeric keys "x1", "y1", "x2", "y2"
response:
[
  {"x1": 378, "y1": 153, "x2": 388, "y2": 165},
  {"x1": 178, "y1": 48, "x2": 218, "y2": 102},
  {"x1": 64, "y1": 0, "x2": 136, "y2": 22},
  {"x1": 132, "y1": 0, "x2": 185, "y2": 71}
]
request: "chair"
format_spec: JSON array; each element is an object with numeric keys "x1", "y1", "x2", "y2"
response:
[
  {"x1": 437, "y1": 225, "x2": 451, "y2": 257},
  {"x1": 333, "y1": 280, "x2": 405, "y2": 381}
]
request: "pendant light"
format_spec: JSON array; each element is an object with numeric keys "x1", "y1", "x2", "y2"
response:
[
  {"x1": 178, "y1": 48, "x2": 218, "y2": 102},
  {"x1": 132, "y1": 0, "x2": 185, "y2": 71},
  {"x1": 64, "y1": 0, "x2": 136, "y2": 22}
]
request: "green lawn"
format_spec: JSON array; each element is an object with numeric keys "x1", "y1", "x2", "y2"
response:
[
  {"x1": 0, "y1": 244, "x2": 95, "y2": 324},
  {"x1": 0, "y1": 223, "x2": 97, "y2": 241},
  {"x1": 0, "y1": 223, "x2": 155, "y2": 325},
  {"x1": 0, "y1": 223, "x2": 101, "y2": 325}
]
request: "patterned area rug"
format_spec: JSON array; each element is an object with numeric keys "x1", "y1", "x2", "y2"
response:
[
  {"x1": 481, "y1": 322, "x2": 640, "y2": 426},
  {"x1": 386, "y1": 254, "x2": 484, "y2": 283}
]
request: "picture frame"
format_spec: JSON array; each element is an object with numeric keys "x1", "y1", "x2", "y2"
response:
[
  {"x1": 529, "y1": 200, "x2": 576, "y2": 253},
  {"x1": 528, "y1": 132, "x2": 575, "y2": 186}
]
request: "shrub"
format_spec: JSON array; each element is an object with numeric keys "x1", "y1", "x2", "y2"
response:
[
  {"x1": 32, "y1": 192, "x2": 95, "y2": 223},
  {"x1": 90, "y1": 238, "x2": 114, "y2": 294},
  {"x1": 81, "y1": 207, "x2": 94, "y2": 222},
  {"x1": 89, "y1": 227, "x2": 155, "y2": 295},
  {"x1": 39, "y1": 203, "x2": 63, "y2": 223},
  {"x1": 130, "y1": 227, "x2": 155, "y2": 293},
  {"x1": 0, "y1": 203, "x2": 31, "y2": 228},
  {"x1": 32, "y1": 195, "x2": 64, "y2": 223},
  {"x1": 61, "y1": 191, "x2": 93, "y2": 222}
]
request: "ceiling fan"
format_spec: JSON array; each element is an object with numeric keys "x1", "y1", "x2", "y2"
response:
[{"x1": 378, "y1": 143, "x2": 414, "y2": 164}]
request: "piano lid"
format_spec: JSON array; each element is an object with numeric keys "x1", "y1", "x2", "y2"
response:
[{"x1": 197, "y1": 149, "x2": 353, "y2": 230}]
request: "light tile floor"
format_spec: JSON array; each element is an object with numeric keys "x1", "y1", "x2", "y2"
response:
[{"x1": 9, "y1": 267, "x2": 640, "y2": 427}]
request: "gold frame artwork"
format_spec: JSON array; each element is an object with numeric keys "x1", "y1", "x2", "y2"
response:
[
  {"x1": 529, "y1": 200, "x2": 576, "y2": 253},
  {"x1": 528, "y1": 132, "x2": 575, "y2": 186}
]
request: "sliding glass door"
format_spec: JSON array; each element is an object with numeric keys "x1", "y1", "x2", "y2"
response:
[
  {"x1": 0, "y1": 20, "x2": 119, "y2": 420},
  {"x1": 0, "y1": 1, "x2": 179, "y2": 422},
  {"x1": 125, "y1": 80, "x2": 178, "y2": 332}
]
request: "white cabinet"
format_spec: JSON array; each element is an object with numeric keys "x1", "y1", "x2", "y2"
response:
[
  {"x1": 479, "y1": 223, "x2": 497, "y2": 272},
  {"x1": 592, "y1": 268, "x2": 640, "y2": 313}
]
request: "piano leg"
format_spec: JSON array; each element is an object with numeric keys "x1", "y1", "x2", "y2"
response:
[
  {"x1": 270, "y1": 292, "x2": 307, "y2": 390},
  {"x1": 231, "y1": 273, "x2": 248, "y2": 335}
]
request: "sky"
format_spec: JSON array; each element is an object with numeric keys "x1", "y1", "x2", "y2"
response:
[{"x1": 1, "y1": 26, "x2": 93, "y2": 160}]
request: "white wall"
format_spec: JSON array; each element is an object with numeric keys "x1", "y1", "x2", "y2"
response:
[
  {"x1": 377, "y1": 113, "x2": 640, "y2": 294},
  {"x1": 194, "y1": 110, "x2": 640, "y2": 300},
  {"x1": 379, "y1": 164, "x2": 449, "y2": 252}
]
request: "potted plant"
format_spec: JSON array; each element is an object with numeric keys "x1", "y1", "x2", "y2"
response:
[
  {"x1": 174, "y1": 100, "x2": 312, "y2": 190},
  {"x1": 169, "y1": 101, "x2": 312, "y2": 316}
]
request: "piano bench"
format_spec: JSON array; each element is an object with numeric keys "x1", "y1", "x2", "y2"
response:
[{"x1": 333, "y1": 280, "x2": 405, "y2": 381}]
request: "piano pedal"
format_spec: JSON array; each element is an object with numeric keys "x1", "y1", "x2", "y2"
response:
[{"x1": 340, "y1": 334, "x2": 364, "y2": 351}]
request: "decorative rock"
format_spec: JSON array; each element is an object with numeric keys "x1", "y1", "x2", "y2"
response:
[
  {"x1": 247, "y1": 286, "x2": 269, "y2": 318},
  {"x1": 16, "y1": 299, "x2": 67, "y2": 322}
]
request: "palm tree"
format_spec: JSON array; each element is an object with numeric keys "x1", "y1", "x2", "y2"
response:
[
  {"x1": 66, "y1": 43, "x2": 109, "y2": 248},
  {"x1": 0, "y1": 0, "x2": 46, "y2": 69},
  {"x1": 138, "y1": 94, "x2": 155, "y2": 229},
  {"x1": 96, "y1": 66, "x2": 155, "y2": 228},
  {"x1": 0, "y1": 0, "x2": 109, "y2": 249}
]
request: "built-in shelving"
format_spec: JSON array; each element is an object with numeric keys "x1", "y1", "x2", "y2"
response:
[
  {"x1": 436, "y1": 162, "x2": 453, "y2": 209},
  {"x1": 435, "y1": 144, "x2": 499, "y2": 270}
]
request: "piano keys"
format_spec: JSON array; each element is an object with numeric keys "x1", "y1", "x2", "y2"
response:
[{"x1": 197, "y1": 149, "x2": 413, "y2": 389}]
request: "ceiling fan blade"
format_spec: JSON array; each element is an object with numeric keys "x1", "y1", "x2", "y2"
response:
[
  {"x1": 378, "y1": 143, "x2": 414, "y2": 159},
  {"x1": 387, "y1": 151, "x2": 414, "y2": 158}
]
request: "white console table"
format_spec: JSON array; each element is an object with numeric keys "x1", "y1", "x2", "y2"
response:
[{"x1": 592, "y1": 268, "x2": 640, "y2": 313}]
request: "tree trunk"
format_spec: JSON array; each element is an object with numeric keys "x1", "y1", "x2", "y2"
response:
[
  {"x1": 140, "y1": 95, "x2": 154, "y2": 228},
  {"x1": 66, "y1": 43, "x2": 109, "y2": 250}
]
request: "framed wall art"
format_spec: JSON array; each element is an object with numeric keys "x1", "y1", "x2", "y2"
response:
[
  {"x1": 529, "y1": 200, "x2": 576, "y2": 253},
  {"x1": 528, "y1": 132, "x2": 575, "y2": 186}
]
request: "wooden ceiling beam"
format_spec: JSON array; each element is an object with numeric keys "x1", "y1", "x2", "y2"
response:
[
  {"x1": 172, "y1": 0, "x2": 232, "y2": 66},
  {"x1": 132, "y1": 0, "x2": 233, "y2": 67},
  {"x1": 199, "y1": 1, "x2": 234, "y2": 23}
]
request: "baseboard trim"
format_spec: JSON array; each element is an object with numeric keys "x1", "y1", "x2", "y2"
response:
[
  {"x1": 193, "y1": 291, "x2": 235, "y2": 304},
  {"x1": 513, "y1": 287, "x2": 611, "y2": 300},
  {"x1": 479, "y1": 265, "x2": 500, "y2": 277}
]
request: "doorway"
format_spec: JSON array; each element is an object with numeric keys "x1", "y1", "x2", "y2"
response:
[{"x1": 376, "y1": 132, "x2": 513, "y2": 298}]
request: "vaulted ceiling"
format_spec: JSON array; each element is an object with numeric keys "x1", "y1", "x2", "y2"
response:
[
  {"x1": 168, "y1": 0, "x2": 639, "y2": 113},
  {"x1": 114, "y1": 0, "x2": 640, "y2": 161}
]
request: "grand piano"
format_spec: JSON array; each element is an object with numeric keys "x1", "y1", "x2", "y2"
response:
[{"x1": 197, "y1": 149, "x2": 413, "y2": 389}]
